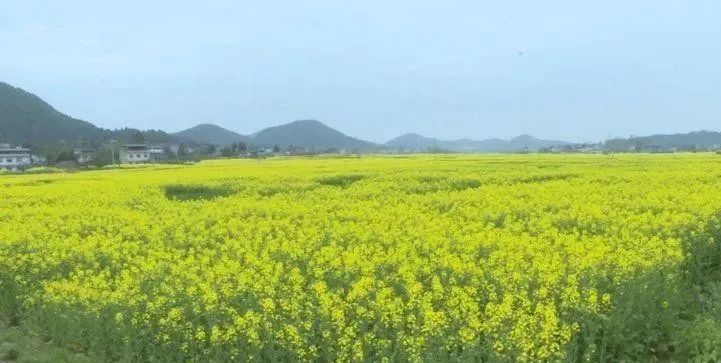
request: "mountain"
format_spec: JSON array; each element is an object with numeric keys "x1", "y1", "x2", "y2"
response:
[
  {"x1": 172, "y1": 124, "x2": 250, "y2": 145},
  {"x1": 385, "y1": 133, "x2": 437, "y2": 149},
  {"x1": 1, "y1": 80, "x2": 571, "y2": 153},
  {"x1": 0, "y1": 82, "x2": 173, "y2": 147},
  {"x1": 386, "y1": 133, "x2": 571, "y2": 152},
  {"x1": 507, "y1": 134, "x2": 572, "y2": 150},
  {"x1": 0, "y1": 82, "x2": 106, "y2": 144},
  {"x1": 251, "y1": 119, "x2": 376, "y2": 150},
  {"x1": 604, "y1": 130, "x2": 721, "y2": 151}
]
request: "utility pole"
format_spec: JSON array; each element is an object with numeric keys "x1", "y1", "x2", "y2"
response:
[{"x1": 110, "y1": 139, "x2": 117, "y2": 165}]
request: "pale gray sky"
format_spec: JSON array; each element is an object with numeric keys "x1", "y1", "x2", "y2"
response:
[{"x1": 1, "y1": 0, "x2": 720, "y2": 142}]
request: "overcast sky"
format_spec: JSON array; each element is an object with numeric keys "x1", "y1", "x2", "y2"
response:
[{"x1": 1, "y1": 1, "x2": 720, "y2": 143}]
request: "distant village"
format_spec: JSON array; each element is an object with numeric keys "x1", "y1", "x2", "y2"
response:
[
  {"x1": 0, "y1": 143, "x2": 165, "y2": 172},
  {"x1": 4, "y1": 79, "x2": 721, "y2": 173},
  {"x1": 0, "y1": 139, "x2": 717, "y2": 173},
  {"x1": 0, "y1": 141, "x2": 353, "y2": 172}
]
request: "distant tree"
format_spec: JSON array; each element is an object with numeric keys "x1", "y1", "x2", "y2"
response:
[
  {"x1": 140, "y1": 129, "x2": 173, "y2": 144},
  {"x1": 163, "y1": 145, "x2": 176, "y2": 159},
  {"x1": 273, "y1": 144, "x2": 280, "y2": 153},
  {"x1": 238, "y1": 142, "x2": 248, "y2": 153},
  {"x1": 79, "y1": 136, "x2": 91, "y2": 148},
  {"x1": 177, "y1": 144, "x2": 189, "y2": 157},
  {"x1": 220, "y1": 147, "x2": 234, "y2": 157},
  {"x1": 93, "y1": 145, "x2": 116, "y2": 166},
  {"x1": 207, "y1": 144, "x2": 217, "y2": 155},
  {"x1": 634, "y1": 142, "x2": 645, "y2": 153},
  {"x1": 53, "y1": 149, "x2": 75, "y2": 163},
  {"x1": 127, "y1": 130, "x2": 146, "y2": 144}
]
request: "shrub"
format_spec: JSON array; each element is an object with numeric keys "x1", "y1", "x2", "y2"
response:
[{"x1": 163, "y1": 184, "x2": 236, "y2": 201}]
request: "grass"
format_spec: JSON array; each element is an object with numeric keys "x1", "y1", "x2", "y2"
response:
[{"x1": 0, "y1": 323, "x2": 96, "y2": 363}]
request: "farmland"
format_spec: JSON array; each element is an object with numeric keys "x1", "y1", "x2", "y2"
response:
[{"x1": 1, "y1": 154, "x2": 721, "y2": 362}]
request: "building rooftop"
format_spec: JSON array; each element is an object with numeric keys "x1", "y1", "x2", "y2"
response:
[
  {"x1": 121, "y1": 144, "x2": 149, "y2": 150},
  {"x1": 0, "y1": 147, "x2": 31, "y2": 154}
]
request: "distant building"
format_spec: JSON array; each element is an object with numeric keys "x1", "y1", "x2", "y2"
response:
[
  {"x1": 255, "y1": 146, "x2": 275, "y2": 157},
  {"x1": 120, "y1": 144, "x2": 150, "y2": 164},
  {"x1": 73, "y1": 148, "x2": 97, "y2": 164},
  {"x1": 168, "y1": 144, "x2": 194, "y2": 156},
  {"x1": 31, "y1": 154, "x2": 47, "y2": 165},
  {"x1": 168, "y1": 144, "x2": 181, "y2": 155},
  {"x1": 0, "y1": 146, "x2": 32, "y2": 172},
  {"x1": 148, "y1": 146, "x2": 167, "y2": 161}
]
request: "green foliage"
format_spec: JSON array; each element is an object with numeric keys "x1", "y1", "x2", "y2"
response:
[
  {"x1": 317, "y1": 173, "x2": 365, "y2": 187},
  {"x1": 23, "y1": 167, "x2": 65, "y2": 175},
  {"x1": 91, "y1": 145, "x2": 116, "y2": 166},
  {"x1": 0, "y1": 322, "x2": 98, "y2": 363},
  {"x1": 163, "y1": 184, "x2": 236, "y2": 201},
  {"x1": 2, "y1": 348, "x2": 19, "y2": 361}
]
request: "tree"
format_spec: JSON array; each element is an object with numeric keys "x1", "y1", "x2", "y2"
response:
[
  {"x1": 163, "y1": 145, "x2": 176, "y2": 159},
  {"x1": 177, "y1": 144, "x2": 189, "y2": 157},
  {"x1": 93, "y1": 145, "x2": 116, "y2": 166},
  {"x1": 220, "y1": 147, "x2": 234, "y2": 157},
  {"x1": 273, "y1": 144, "x2": 280, "y2": 153},
  {"x1": 54, "y1": 149, "x2": 75, "y2": 163},
  {"x1": 127, "y1": 130, "x2": 146, "y2": 144}
]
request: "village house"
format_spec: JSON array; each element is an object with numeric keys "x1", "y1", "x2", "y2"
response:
[
  {"x1": 0, "y1": 145, "x2": 32, "y2": 172},
  {"x1": 148, "y1": 146, "x2": 168, "y2": 162},
  {"x1": 31, "y1": 154, "x2": 47, "y2": 165},
  {"x1": 119, "y1": 144, "x2": 150, "y2": 164},
  {"x1": 257, "y1": 146, "x2": 275, "y2": 156},
  {"x1": 73, "y1": 148, "x2": 97, "y2": 164}
]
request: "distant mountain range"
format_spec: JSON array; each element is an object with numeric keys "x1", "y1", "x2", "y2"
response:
[
  {"x1": 0, "y1": 81, "x2": 377, "y2": 150},
  {"x1": 172, "y1": 120, "x2": 376, "y2": 150},
  {"x1": 5, "y1": 80, "x2": 721, "y2": 154},
  {"x1": 604, "y1": 131, "x2": 721, "y2": 151},
  {"x1": 385, "y1": 133, "x2": 572, "y2": 152},
  {"x1": 173, "y1": 126, "x2": 566, "y2": 152}
]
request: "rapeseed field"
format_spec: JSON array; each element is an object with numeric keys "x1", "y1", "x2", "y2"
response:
[{"x1": 1, "y1": 154, "x2": 721, "y2": 362}]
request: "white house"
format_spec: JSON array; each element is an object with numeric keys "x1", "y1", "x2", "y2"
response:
[
  {"x1": 119, "y1": 144, "x2": 150, "y2": 164},
  {"x1": 31, "y1": 154, "x2": 47, "y2": 165},
  {"x1": 73, "y1": 148, "x2": 96, "y2": 164},
  {"x1": 0, "y1": 146, "x2": 32, "y2": 172}
]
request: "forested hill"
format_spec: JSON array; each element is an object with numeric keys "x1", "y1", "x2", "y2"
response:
[
  {"x1": 250, "y1": 119, "x2": 377, "y2": 150},
  {"x1": 604, "y1": 130, "x2": 721, "y2": 151},
  {"x1": 0, "y1": 82, "x2": 105, "y2": 144},
  {"x1": 385, "y1": 133, "x2": 572, "y2": 152},
  {"x1": 172, "y1": 124, "x2": 251, "y2": 146},
  {"x1": 0, "y1": 82, "x2": 172, "y2": 147}
]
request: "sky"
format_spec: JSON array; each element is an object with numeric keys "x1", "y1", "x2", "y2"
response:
[{"x1": 1, "y1": 0, "x2": 720, "y2": 143}]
